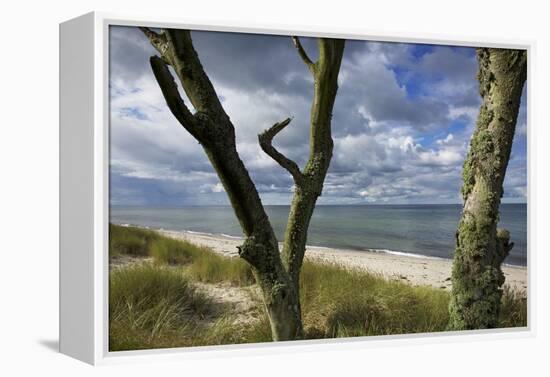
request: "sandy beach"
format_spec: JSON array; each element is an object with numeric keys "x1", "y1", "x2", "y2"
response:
[{"x1": 158, "y1": 229, "x2": 527, "y2": 292}]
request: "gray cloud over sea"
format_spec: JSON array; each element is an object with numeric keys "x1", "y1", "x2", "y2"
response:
[{"x1": 109, "y1": 26, "x2": 527, "y2": 206}]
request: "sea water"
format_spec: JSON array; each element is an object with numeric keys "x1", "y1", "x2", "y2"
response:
[{"x1": 110, "y1": 204, "x2": 527, "y2": 266}]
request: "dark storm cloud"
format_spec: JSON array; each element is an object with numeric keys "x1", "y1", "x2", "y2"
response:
[
  {"x1": 109, "y1": 25, "x2": 527, "y2": 205},
  {"x1": 192, "y1": 31, "x2": 314, "y2": 96},
  {"x1": 110, "y1": 26, "x2": 157, "y2": 83},
  {"x1": 110, "y1": 26, "x2": 315, "y2": 96}
]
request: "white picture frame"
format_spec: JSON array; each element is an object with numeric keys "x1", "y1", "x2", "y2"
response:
[{"x1": 59, "y1": 11, "x2": 535, "y2": 365}]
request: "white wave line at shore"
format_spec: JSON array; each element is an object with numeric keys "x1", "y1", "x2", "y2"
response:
[
  {"x1": 372, "y1": 249, "x2": 446, "y2": 261},
  {"x1": 114, "y1": 222, "x2": 525, "y2": 267}
]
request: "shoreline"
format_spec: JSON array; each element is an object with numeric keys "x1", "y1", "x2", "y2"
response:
[{"x1": 140, "y1": 226, "x2": 527, "y2": 293}]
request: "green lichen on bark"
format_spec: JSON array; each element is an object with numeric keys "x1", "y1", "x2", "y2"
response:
[
  {"x1": 143, "y1": 28, "x2": 345, "y2": 342},
  {"x1": 449, "y1": 48, "x2": 527, "y2": 330},
  {"x1": 280, "y1": 38, "x2": 345, "y2": 290},
  {"x1": 461, "y1": 104, "x2": 495, "y2": 200},
  {"x1": 259, "y1": 37, "x2": 345, "y2": 294}
]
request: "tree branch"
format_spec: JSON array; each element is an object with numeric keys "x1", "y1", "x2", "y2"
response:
[
  {"x1": 160, "y1": 29, "x2": 226, "y2": 116},
  {"x1": 149, "y1": 55, "x2": 199, "y2": 138},
  {"x1": 143, "y1": 29, "x2": 304, "y2": 340},
  {"x1": 496, "y1": 228, "x2": 515, "y2": 262},
  {"x1": 139, "y1": 27, "x2": 170, "y2": 59},
  {"x1": 291, "y1": 37, "x2": 315, "y2": 74},
  {"x1": 259, "y1": 117, "x2": 303, "y2": 184}
]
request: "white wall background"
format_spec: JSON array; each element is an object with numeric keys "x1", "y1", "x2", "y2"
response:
[{"x1": 1, "y1": 0, "x2": 548, "y2": 375}]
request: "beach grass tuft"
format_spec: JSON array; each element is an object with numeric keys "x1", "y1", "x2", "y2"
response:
[
  {"x1": 499, "y1": 286, "x2": 528, "y2": 328},
  {"x1": 299, "y1": 261, "x2": 451, "y2": 337},
  {"x1": 109, "y1": 263, "x2": 212, "y2": 350},
  {"x1": 109, "y1": 224, "x2": 528, "y2": 350},
  {"x1": 110, "y1": 224, "x2": 255, "y2": 286},
  {"x1": 150, "y1": 237, "x2": 197, "y2": 265},
  {"x1": 186, "y1": 250, "x2": 255, "y2": 286},
  {"x1": 109, "y1": 224, "x2": 159, "y2": 258}
]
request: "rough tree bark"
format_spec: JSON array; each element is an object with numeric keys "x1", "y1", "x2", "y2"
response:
[
  {"x1": 141, "y1": 28, "x2": 344, "y2": 340},
  {"x1": 260, "y1": 37, "x2": 345, "y2": 294},
  {"x1": 448, "y1": 48, "x2": 527, "y2": 330}
]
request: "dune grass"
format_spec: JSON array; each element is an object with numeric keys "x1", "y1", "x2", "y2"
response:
[
  {"x1": 499, "y1": 286, "x2": 528, "y2": 328},
  {"x1": 111, "y1": 224, "x2": 255, "y2": 286},
  {"x1": 150, "y1": 236, "x2": 255, "y2": 285},
  {"x1": 109, "y1": 224, "x2": 528, "y2": 350},
  {"x1": 109, "y1": 264, "x2": 265, "y2": 350},
  {"x1": 150, "y1": 237, "x2": 197, "y2": 265},
  {"x1": 298, "y1": 261, "x2": 451, "y2": 337},
  {"x1": 109, "y1": 224, "x2": 159, "y2": 258},
  {"x1": 109, "y1": 263, "x2": 211, "y2": 350},
  {"x1": 185, "y1": 249, "x2": 255, "y2": 286}
]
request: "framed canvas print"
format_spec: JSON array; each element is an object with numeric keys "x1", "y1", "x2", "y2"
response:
[{"x1": 59, "y1": 12, "x2": 532, "y2": 365}]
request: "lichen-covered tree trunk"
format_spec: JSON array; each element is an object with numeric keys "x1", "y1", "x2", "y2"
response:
[
  {"x1": 259, "y1": 38, "x2": 345, "y2": 297},
  {"x1": 448, "y1": 48, "x2": 526, "y2": 330},
  {"x1": 142, "y1": 28, "x2": 344, "y2": 341},
  {"x1": 281, "y1": 39, "x2": 345, "y2": 290}
]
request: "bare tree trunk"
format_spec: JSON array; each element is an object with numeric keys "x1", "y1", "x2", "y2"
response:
[
  {"x1": 142, "y1": 29, "x2": 344, "y2": 340},
  {"x1": 448, "y1": 48, "x2": 526, "y2": 330},
  {"x1": 279, "y1": 39, "x2": 345, "y2": 290}
]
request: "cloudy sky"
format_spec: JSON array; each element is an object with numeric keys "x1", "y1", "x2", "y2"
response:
[{"x1": 109, "y1": 26, "x2": 527, "y2": 206}]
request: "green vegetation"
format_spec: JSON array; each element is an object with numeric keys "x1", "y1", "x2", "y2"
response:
[
  {"x1": 109, "y1": 224, "x2": 159, "y2": 257},
  {"x1": 185, "y1": 248, "x2": 255, "y2": 286},
  {"x1": 151, "y1": 236, "x2": 254, "y2": 285},
  {"x1": 110, "y1": 264, "x2": 209, "y2": 350},
  {"x1": 299, "y1": 262, "x2": 450, "y2": 337},
  {"x1": 498, "y1": 286, "x2": 528, "y2": 328},
  {"x1": 111, "y1": 225, "x2": 255, "y2": 285},
  {"x1": 449, "y1": 48, "x2": 527, "y2": 330},
  {"x1": 150, "y1": 237, "x2": 196, "y2": 265},
  {"x1": 109, "y1": 224, "x2": 527, "y2": 351}
]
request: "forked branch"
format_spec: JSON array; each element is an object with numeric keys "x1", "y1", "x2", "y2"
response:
[
  {"x1": 139, "y1": 27, "x2": 169, "y2": 59},
  {"x1": 143, "y1": 28, "x2": 306, "y2": 341},
  {"x1": 291, "y1": 37, "x2": 315, "y2": 74},
  {"x1": 149, "y1": 56, "x2": 199, "y2": 138},
  {"x1": 259, "y1": 117, "x2": 304, "y2": 185}
]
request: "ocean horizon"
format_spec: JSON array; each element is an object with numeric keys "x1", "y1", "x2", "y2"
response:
[{"x1": 110, "y1": 203, "x2": 527, "y2": 266}]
